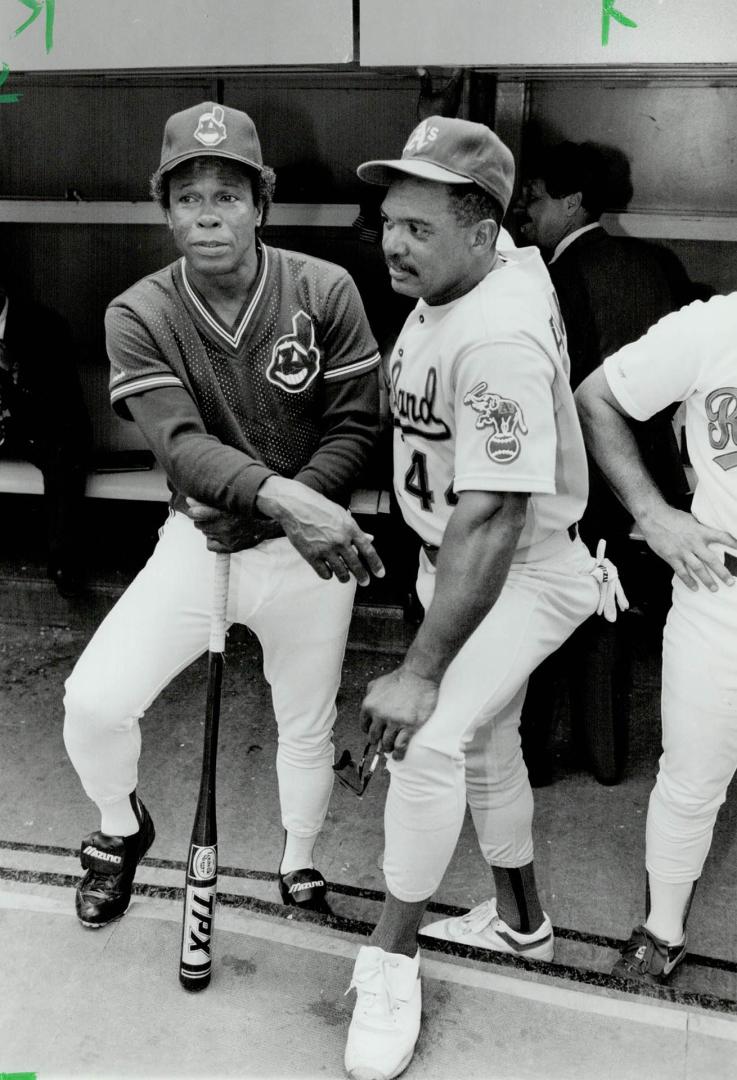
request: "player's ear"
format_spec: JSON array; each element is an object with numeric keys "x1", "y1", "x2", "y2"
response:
[
  {"x1": 472, "y1": 219, "x2": 498, "y2": 251},
  {"x1": 165, "y1": 210, "x2": 173, "y2": 230},
  {"x1": 255, "y1": 203, "x2": 264, "y2": 228}
]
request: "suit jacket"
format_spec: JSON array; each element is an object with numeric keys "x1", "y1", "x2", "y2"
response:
[
  {"x1": 549, "y1": 225, "x2": 700, "y2": 389},
  {"x1": 549, "y1": 226, "x2": 698, "y2": 550},
  {"x1": 0, "y1": 293, "x2": 91, "y2": 469}
]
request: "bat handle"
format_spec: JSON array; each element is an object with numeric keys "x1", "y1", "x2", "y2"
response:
[{"x1": 209, "y1": 552, "x2": 231, "y2": 654}]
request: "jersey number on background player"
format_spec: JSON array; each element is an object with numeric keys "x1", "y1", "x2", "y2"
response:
[{"x1": 404, "y1": 449, "x2": 458, "y2": 511}]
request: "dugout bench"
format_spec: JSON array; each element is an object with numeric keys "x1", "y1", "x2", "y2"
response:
[{"x1": 0, "y1": 456, "x2": 391, "y2": 516}]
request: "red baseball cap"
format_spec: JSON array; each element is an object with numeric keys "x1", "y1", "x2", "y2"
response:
[
  {"x1": 159, "y1": 102, "x2": 263, "y2": 175},
  {"x1": 358, "y1": 116, "x2": 515, "y2": 214}
]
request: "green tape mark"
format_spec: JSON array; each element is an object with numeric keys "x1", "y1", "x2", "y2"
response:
[
  {"x1": 14, "y1": 0, "x2": 56, "y2": 54},
  {"x1": 601, "y1": 0, "x2": 638, "y2": 46},
  {"x1": 0, "y1": 62, "x2": 20, "y2": 103}
]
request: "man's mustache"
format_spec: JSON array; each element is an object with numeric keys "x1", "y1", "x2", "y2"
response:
[{"x1": 386, "y1": 259, "x2": 417, "y2": 276}]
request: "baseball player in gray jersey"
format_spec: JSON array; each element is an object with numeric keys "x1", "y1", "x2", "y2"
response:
[
  {"x1": 63, "y1": 102, "x2": 385, "y2": 929},
  {"x1": 342, "y1": 117, "x2": 624, "y2": 1080},
  {"x1": 576, "y1": 296, "x2": 737, "y2": 985}
]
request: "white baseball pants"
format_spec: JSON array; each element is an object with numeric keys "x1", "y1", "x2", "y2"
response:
[
  {"x1": 382, "y1": 531, "x2": 600, "y2": 903},
  {"x1": 646, "y1": 570, "x2": 737, "y2": 884},
  {"x1": 63, "y1": 510, "x2": 356, "y2": 837}
]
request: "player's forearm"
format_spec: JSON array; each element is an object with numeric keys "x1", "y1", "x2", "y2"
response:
[
  {"x1": 156, "y1": 428, "x2": 274, "y2": 513},
  {"x1": 127, "y1": 388, "x2": 274, "y2": 516},
  {"x1": 293, "y1": 414, "x2": 379, "y2": 502},
  {"x1": 576, "y1": 381, "x2": 670, "y2": 527},
  {"x1": 403, "y1": 492, "x2": 528, "y2": 683},
  {"x1": 293, "y1": 372, "x2": 381, "y2": 502},
  {"x1": 254, "y1": 473, "x2": 347, "y2": 528}
]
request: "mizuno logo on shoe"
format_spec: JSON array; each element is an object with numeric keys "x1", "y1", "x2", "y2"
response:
[
  {"x1": 83, "y1": 846, "x2": 122, "y2": 863},
  {"x1": 497, "y1": 930, "x2": 552, "y2": 953},
  {"x1": 289, "y1": 879, "x2": 324, "y2": 893},
  {"x1": 662, "y1": 950, "x2": 685, "y2": 975}
]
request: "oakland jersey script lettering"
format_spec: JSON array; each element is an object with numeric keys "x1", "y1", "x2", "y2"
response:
[{"x1": 390, "y1": 361, "x2": 450, "y2": 440}]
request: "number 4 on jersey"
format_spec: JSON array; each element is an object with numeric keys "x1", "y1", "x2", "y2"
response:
[
  {"x1": 404, "y1": 449, "x2": 458, "y2": 510},
  {"x1": 404, "y1": 450, "x2": 433, "y2": 510}
]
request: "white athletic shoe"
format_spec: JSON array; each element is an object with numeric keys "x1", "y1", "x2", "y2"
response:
[
  {"x1": 419, "y1": 897, "x2": 554, "y2": 962},
  {"x1": 344, "y1": 945, "x2": 421, "y2": 1080}
]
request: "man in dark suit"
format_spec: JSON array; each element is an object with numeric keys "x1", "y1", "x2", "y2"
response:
[
  {"x1": 517, "y1": 141, "x2": 706, "y2": 785},
  {"x1": 0, "y1": 286, "x2": 92, "y2": 595}
]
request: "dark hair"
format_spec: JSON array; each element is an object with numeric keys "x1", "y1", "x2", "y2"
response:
[
  {"x1": 537, "y1": 141, "x2": 633, "y2": 220},
  {"x1": 446, "y1": 184, "x2": 504, "y2": 230},
  {"x1": 150, "y1": 158, "x2": 277, "y2": 228}
]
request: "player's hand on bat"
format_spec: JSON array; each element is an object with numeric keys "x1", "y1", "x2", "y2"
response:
[
  {"x1": 185, "y1": 498, "x2": 276, "y2": 552},
  {"x1": 638, "y1": 504, "x2": 737, "y2": 592},
  {"x1": 255, "y1": 476, "x2": 385, "y2": 586},
  {"x1": 359, "y1": 666, "x2": 439, "y2": 761}
]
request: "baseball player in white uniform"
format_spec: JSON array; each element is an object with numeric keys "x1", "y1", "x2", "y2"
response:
[
  {"x1": 576, "y1": 294, "x2": 737, "y2": 984},
  {"x1": 342, "y1": 117, "x2": 620, "y2": 1080},
  {"x1": 63, "y1": 102, "x2": 385, "y2": 928}
]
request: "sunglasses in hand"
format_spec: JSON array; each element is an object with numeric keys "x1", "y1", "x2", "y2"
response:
[{"x1": 333, "y1": 741, "x2": 382, "y2": 797}]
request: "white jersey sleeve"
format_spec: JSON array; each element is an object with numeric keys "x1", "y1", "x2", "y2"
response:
[
  {"x1": 603, "y1": 293, "x2": 737, "y2": 538},
  {"x1": 453, "y1": 340, "x2": 556, "y2": 495},
  {"x1": 602, "y1": 298, "x2": 717, "y2": 421}
]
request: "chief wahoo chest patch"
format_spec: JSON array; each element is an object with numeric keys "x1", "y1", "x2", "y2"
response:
[
  {"x1": 266, "y1": 311, "x2": 321, "y2": 393},
  {"x1": 463, "y1": 381, "x2": 528, "y2": 464}
]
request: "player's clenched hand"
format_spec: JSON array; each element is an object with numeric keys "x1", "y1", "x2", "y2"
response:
[
  {"x1": 638, "y1": 504, "x2": 737, "y2": 592},
  {"x1": 360, "y1": 667, "x2": 439, "y2": 761},
  {"x1": 255, "y1": 476, "x2": 385, "y2": 586},
  {"x1": 185, "y1": 498, "x2": 276, "y2": 552}
]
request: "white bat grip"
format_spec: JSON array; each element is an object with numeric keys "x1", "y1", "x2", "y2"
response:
[{"x1": 209, "y1": 552, "x2": 231, "y2": 654}]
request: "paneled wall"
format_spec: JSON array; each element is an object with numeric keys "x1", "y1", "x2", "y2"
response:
[
  {"x1": 521, "y1": 78, "x2": 737, "y2": 293},
  {"x1": 0, "y1": 72, "x2": 422, "y2": 202}
]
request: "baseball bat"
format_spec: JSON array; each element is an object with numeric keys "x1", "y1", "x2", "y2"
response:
[{"x1": 179, "y1": 551, "x2": 230, "y2": 992}]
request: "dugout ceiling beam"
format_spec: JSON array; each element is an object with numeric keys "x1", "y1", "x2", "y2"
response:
[
  {"x1": 359, "y1": 0, "x2": 737, "y2": 68},
  {"x1": 4, "y1": 1, "x2": 737, "y2": 78},
  {"x1": 1, "y1": 0, "x2": 355, "y2": 73}
]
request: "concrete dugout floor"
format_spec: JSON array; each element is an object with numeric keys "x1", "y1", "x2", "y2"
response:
[{"x1": 1, "y1": 535, "x2": 737, "y2": 1078}]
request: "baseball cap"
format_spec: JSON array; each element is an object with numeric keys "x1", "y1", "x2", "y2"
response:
[
  {"x1": 158, "y1": 102, "x2": 263, "y2": 176},
  {"x1": 357, "y1": 116, "x2": 515, "y2": 215}
]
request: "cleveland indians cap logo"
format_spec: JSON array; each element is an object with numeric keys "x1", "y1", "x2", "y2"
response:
[
  {"x1": 464, "y1": 382, "x2": 528, "y2": 464},
  {"x1": 194, "y1": 105, "x2": 227, "y2": 147},
  {"x1": 266, "y1": 311, "x2": 321, "y2": 393}
]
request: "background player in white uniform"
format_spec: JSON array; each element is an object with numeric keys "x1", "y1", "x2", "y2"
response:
[
  {"x1": 63, "y1": 102, "x2": 385, "y2": 928},
  {"x1": 576, "y1": 295, "x2": 737, "y2": 984},
  {"x1": 342, "y1": 117, "x2": 611, "y2": 1080}
]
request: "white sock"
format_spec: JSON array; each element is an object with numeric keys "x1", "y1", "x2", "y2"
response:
[
  {"x1": 280, "y1": 832, "x2": 317, "y2": 875},
  {"x1": 100, "y1": 793, "x2": 140, "y2": 838},
  {"x1": 644, "y1": 875, "x2": 692, "y2": 945}
]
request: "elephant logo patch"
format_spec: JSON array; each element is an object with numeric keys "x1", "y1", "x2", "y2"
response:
[{"x1": 463, "y1": 382, "x2": 528, "y2": 464}]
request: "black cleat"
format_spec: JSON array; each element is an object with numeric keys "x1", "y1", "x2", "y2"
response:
[
  {"x1": 278, "y1": 867, "x2": 331, "y2": 914},
  {"x1": 612, "y1": 924, "x2": 687, "y2": 986},
  {"x1": 75, "y1": 801, "x2": 155, "y2": 928}
]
